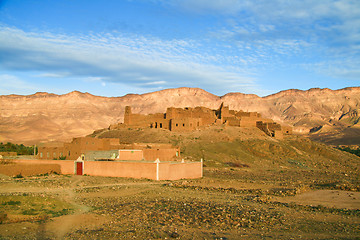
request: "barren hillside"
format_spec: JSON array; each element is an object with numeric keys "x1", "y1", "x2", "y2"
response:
[{"x1": 1, "y1": 87, "x2": 359, "y2": 144}]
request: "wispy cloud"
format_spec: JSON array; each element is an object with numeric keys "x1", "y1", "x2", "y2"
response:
[
  {"x1": 35, "y1": 73, "x2": 69, "y2": 78},
  {"x1": 165, "y1": 0, "x2": 247, "y2": 15},
  {"x1": 0, "y1": 74, "x2": 39, "y2": 95},
  {"x1": 0, "y1": 26, "x2": 257, "y2": 95},
  {"x1": 305, "y1": 58, "x2": 360, "y2": 80},
  {"x1": 174, "y1": 0, "x2": 360, "y2": 80}
]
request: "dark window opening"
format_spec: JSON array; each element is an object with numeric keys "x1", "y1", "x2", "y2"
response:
[{"x1": 160, "y1": 123, "x2": 163, "y2": 128}]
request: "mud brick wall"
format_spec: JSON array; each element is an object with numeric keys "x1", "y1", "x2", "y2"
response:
[
  {"x1": 158, "y1": 162, "x2": 203, "y2": 180},
  {"x1": 13, "y1": 159, "x2": 75, "y2": 174},
  {"x1": 0, "y1": 162, "x2": 61, "y2": 176},
  {"x1": 84, "y1": 161, "x2": 157, "y2": 179}
]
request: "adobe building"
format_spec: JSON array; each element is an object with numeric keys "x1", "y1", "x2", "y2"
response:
[
  {"x1": 38, "y1": 137, "x2": 180, "y2": 161},
  {"x1": 112, "y1": 103, "x2": 292, "y2": 138},
  {"x1": 31, "y1": 137, "x2": 200, "y2": 181}
]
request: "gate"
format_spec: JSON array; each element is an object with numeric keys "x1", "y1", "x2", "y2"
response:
[{"x1": 75, "y1": 161, "x2": 83, "y2": 175}]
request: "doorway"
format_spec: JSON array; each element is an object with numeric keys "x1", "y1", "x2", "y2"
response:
[{"x1": 75, "y1": 161, "x2": 83, "y2": 175}]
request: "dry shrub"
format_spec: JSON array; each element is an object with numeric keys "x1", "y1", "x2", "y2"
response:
[
  {"x1": 0, "y1": 159, "x2": 13, "y2": 165},
  {"x1": 225, "y1": 162, "x2": 249, "y2": 168},
  {"x1": 0, "y1": 212, "x2": 7, "y2": 223}
]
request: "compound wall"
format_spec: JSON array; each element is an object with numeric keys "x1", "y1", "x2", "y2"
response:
[
  {"x1": 1, "y1": 159, "x2": 202, "y2": 180},
  {"x1": 158, "y1": 162, "x2": 203, "y2": 180},
  {"x1": 84, "y1": 161, "x2": 157, "y2": 179},
  {"x1": 8, "y1": 159, "x2": 75, "y2": 175}
]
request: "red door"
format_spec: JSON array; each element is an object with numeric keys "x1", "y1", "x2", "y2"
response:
[{"x1": 76, "y1": 162, "x2": 83, "y2": 175}]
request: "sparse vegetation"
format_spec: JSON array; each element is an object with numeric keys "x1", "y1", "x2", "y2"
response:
[
  {"x1": 14, "y1": 173, "x2": 24, "y2": 178},
  {"x1": 337, "y1": 146, "x2": 360, "y2": 157},
  {"x1": 0, "y1": 195, "x2": 75, "y2": 223},
  {"x1": 1, "y1": 200, "x2": 21, "y2": 206},
  {"x1": 0, "y1": 142, "x2": 37, "y2": 155}
]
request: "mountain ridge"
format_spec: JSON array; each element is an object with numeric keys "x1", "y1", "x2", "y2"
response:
[
  {"x1": 2, "y1": 86, "x2": 359, "y2": 99},
  {"x1": 1, "y1": 87, "x2": 359, "y2": 144}
]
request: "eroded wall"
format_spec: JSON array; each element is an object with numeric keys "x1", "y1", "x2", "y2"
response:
[{"x1": 121, "y1": 104, "x2": 292, "y2": 136}]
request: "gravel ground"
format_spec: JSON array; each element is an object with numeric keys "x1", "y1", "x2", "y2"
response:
[{"x1": 0, "y1": 174, "x2": 359, "y2": 239}]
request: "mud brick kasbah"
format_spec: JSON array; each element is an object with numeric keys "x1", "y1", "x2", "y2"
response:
[{"x1": 112, "y1": 103, "x2": 292, "y2": 138}]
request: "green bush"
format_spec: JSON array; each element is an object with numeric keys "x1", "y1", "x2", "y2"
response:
[
  {"x1": 0, "y1": 142, "x2": 37, "y2": 155},
  {"x1": 22, "y1": 209, "x2": 38, "y2": 215},
  {"x1": 2, "y1": 200, "x2": 21, "y2": 206},
  {"x1": 337, "y1": 146, "x2": 360, "y2": 157}
]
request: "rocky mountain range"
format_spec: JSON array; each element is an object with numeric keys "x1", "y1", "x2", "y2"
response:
[{"x1": 1, "y1": 87, "x2": 359, "y2": 145}]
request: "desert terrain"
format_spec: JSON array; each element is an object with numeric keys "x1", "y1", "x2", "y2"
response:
[
  {"x1": 1, "y1": 87, "x2": 360, "y2": 145},
  {"x1": 0, "y1": 173, "x2": 359, "y2": 239},
  {"x1": 1, "y1": 126, "x2": 359, "y2": 239}
]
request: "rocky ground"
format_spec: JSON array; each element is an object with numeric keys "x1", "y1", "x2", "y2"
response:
[
  {"x1": 1, "y1": 127, "x2": 360, "y2": 239},
  {"x1": 0, "y1": 170, "x2": 359, "y2": 239}
]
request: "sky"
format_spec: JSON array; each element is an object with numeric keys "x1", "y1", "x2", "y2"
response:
[{"x1": 0, "y1": 0, "x2": 359, "y2": 97}]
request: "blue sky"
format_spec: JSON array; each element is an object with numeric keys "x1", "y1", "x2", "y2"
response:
[{"x1": 0, "y1": 0, "x2": 359, "y2": 97}]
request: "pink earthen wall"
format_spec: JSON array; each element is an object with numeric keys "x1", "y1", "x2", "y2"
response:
[
  {"x1": 118, "y1": 150, "x2": 144, "y2": 160},
  {"x1": 13, "y1": 159, "x2": 75, "y2": 174},
  {"x1": 0, "y1": 163, "x2": 61, "y2": 177},
  {"x1": 143, "y1": 149, "x2": 179, "y2": 161},
  {"x1": 7, "y1": 159, "x2": 203, "y2": 180},
  {"x1": 158, "y1": 162, "x2": 202, "y2": 180},
  {"x1": 83, "y1": 161, "x2": 157, "y2": 179}
]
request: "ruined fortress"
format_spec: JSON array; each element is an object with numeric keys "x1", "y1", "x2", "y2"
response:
[{"x1": 113, "y1": 104, "x2": 292, "y2": 139}]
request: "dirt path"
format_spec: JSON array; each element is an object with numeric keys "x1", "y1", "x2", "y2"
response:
[
  {"x1": 0, "y1": 179, "x2": 161, "y2": 194},
  {"x1": 0, "y1": 177, "x2": 163, "y2": 239},
  {"x1": 272, "y1": 190, "x2": 360, "y2": 209}
]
